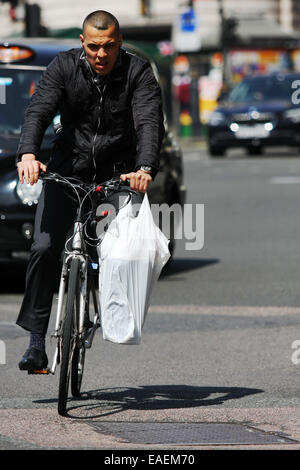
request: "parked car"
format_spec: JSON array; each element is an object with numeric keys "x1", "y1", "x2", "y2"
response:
[
  {"x1": 207, "y1": 72, "x2": 300, "y2": 156},
  {"x1": 0, "y1": 38, "x2": 186, "y2": 262}
]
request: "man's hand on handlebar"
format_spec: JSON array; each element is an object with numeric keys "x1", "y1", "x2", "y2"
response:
[
  {"x1": 120, "y1": 170, "x2": 152, "y2": 193},
  {"x1": 17, "y1": 153, "x2": 47, "y2": 185}
]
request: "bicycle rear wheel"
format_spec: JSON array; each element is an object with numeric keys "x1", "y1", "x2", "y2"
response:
[{"x1": 58, "y1": 257, "x2": 80, "y2": 416}]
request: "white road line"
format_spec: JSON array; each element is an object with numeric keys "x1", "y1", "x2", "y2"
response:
[
  {"x1": 270, "y1": 176, "x2": 300, "y2": 184},
  {"x1": 0, "y1": 304, "x2": 19, "y2": 313},
  {"x1": 2, "y1": 303, "x2": 299, "y2": 318},
  {"x1": 148, "y1": 305, "x2": 300, "y2": 316}
]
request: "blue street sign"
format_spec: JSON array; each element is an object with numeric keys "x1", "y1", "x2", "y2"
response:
[{"x1": 180, "y1": 8, "x2": 197, "y2": 33}]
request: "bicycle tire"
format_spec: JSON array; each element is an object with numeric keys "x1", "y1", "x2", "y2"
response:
[
  {"x1": 58, "y1": 257, "x2": 80, "y2": 416},
  {"x1": 71, "y1": 269, "x2": 91, "y2": 398},
  {"x1": 71, "y1": 344, "x2": 86, "y2": 397}
]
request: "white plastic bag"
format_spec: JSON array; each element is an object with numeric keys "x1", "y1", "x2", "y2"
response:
[{"x1": 98, "y1": 193, "x2": 170, "y2": 344}]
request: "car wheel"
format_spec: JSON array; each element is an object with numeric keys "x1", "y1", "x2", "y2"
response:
[{"x1": 208, "y1": 145, "x2": 226, "y2": 157}]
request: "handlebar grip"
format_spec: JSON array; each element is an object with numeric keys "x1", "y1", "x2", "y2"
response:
[
  {"x1": 38, "y1": 171, "x2": 48, "y2": 180},
  {"x1": 38, "y1": 171, "x2": 55, "y2": 180}
]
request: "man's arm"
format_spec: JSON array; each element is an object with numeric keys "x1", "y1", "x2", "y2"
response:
[
  {"x1": 132, "y1": 61, "x2": 165, "y2": 175},
  {"x1": 120, "y1": 61, "x2": 165, "y2": 192},
  {"x1": 17, "y1": 54, "x2": 65, "y2": 183}
]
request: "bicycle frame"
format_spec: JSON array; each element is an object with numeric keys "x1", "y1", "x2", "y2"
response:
[
  {"x1": 48, "y1": 217, "x2": 96, "y2": 375},
  {"x1": 32, "y1": 172, "x2": 135, "y2": 380}
]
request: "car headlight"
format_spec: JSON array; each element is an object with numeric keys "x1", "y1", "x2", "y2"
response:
[
  {"x1": 209, "y1": 111, "x2": 226, "y2": 126},
  {"x1": 16, "y1": 179, "x2": 43, "y2": 206},
  {"x1": 283, "y1": 108, "x2": 300, "y2": 123}
]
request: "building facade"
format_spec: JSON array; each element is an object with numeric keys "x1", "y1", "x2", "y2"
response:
[
  {"x1": 1, "y1": 0, "x2": 300, "y2": 136},
  {"x1": 1, "y1": 0, "x2": 300, "y2": 39}
]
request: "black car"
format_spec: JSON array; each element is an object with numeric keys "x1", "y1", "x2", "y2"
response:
[
  {"x1": 207, "y1": 72, "x2": 300, "y2": 156},
  {"x1": 0, "y1": 38, "x2": 186, "y2": 262}
]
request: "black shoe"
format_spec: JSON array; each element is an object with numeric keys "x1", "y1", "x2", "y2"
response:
[{"x1": 18, "y1": 347, "x2": 48, "y2": 371}]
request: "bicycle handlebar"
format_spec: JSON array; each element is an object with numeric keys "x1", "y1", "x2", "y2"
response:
[
  {"x1": 39, "y1": 171, "x2": 136, "y2": 217},
  {"x1": 39, "y1": 171, "x2": 131, "y2": 189},
  {"x1": 39, "y1": 171, "x2": 136, "y2": 248},
  {"x1": 39, "y1": 171, "x2": 134, "y2": 200}
]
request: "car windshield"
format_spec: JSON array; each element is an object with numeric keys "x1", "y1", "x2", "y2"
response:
[
  {"x1": 227, "y1": 75, "x2": 299, "y2": 103},
  {"x1": 0, "y1": 67, "x2": 51, "y2": 135}
]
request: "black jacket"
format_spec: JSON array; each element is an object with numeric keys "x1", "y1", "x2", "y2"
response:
[{"x1": 17, "y1": 47, "x2": 165, "y2": 181}]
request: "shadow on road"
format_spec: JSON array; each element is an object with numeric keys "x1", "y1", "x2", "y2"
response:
[
  {"x1": 162, "y1": 258, "x2": 219, "y2": 279},
  {"x1": 35, "y1": 384, "x2": 263, "y2": 419}
]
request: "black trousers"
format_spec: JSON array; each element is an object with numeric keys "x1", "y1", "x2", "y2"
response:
[{"x1": 16, "y1": 181, "x2": 143, "y2": 335}]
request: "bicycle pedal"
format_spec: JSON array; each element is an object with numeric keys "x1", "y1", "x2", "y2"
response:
[{"x1": 28, "y1": 369, "x2": 49, "y2": 375}]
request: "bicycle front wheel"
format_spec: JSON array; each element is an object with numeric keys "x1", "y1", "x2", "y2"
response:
[
  {"x1": 71, "y1": 344, "x2": 86, "y2": 397},
  {"x1": 58, "y1": 257, "x2": 80, "y2": 416}
]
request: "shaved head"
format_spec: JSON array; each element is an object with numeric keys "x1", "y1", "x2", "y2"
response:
[
  {"x1": 80, "y1": 10, "x2": 122, "y2": 75},
  {"x1": 82, "y1": 10, "x2": 120, "y2": 35}
]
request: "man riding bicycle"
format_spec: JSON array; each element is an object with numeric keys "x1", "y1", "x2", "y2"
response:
[{"x1": 16, "y1": 10, "x2": 164, "y2": 371}]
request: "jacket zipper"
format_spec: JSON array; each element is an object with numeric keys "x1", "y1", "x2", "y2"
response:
[{"x1": 91, "y1": 81, "x2": 107, "y2": 181}]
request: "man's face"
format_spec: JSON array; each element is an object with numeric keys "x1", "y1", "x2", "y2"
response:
[{"x1": 80, "y1": 23, "x2": 122, "y2": 75}]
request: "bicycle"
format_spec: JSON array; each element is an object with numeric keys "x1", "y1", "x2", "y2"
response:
[{"x1": 28, "y1": 171, "x2": 137, "y2": 416}]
